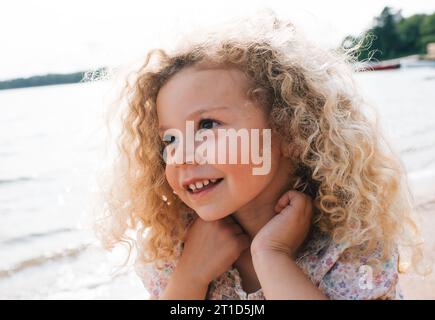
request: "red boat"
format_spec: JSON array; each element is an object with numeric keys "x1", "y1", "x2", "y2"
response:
[{"x1": 359, "y1": 62, "x2": 401, "y2": 71}]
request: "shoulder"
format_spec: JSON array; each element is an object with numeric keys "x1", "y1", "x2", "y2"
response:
[
  {"x1": 318, "y1": 242, "x2": 401, "y2": 300},
  {"x1": 296, "y1": 226, "x2": 401, "y2": 300}
]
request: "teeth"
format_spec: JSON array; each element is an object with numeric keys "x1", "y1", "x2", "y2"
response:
[{"x1": 187, "y1": 178, "x2": 221, "y2": 191}]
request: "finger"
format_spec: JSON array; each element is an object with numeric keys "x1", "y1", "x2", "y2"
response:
[
  {"x1": 275, "y1": 190, "x2": 309, "y2": 214},
  {"x1": 274, "y1": 191, "x2": 292, "y2": 212},
  {"x1": 288, "y1": 191, "x2": 310, "y2": 213}
]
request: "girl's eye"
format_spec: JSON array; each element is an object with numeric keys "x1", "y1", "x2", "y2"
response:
[
  {"x1": 198, "y1": 118, "x2": 220, "y2": 130},
  {"x1": 162, "y1": 134, "x2": 177, "y2": 145},
  {"x1": 160, "y1": 135, "x2": 177, "y2": 158}
]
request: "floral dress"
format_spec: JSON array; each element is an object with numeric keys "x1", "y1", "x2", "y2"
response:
[{"x1": 134, "y1": 220, "x2": 402, "y2": 300}]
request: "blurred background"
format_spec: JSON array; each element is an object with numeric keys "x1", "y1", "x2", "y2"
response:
[{"x1": 0, "y1": 0, "x2": 434, "y2": 299}]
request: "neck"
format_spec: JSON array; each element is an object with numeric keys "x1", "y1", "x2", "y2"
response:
[
  {"x1": 232, "y1": 160, "x2": 295, "y2": 240},
  {"x1": 231, "y1": 201, "x2": 277, "y2": 240}
]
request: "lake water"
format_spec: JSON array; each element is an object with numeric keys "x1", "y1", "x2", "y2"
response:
[{"x1": 0, "y1": 67, "x2": 434, "y2": 299}]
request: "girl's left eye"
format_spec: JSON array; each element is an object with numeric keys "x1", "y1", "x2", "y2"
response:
[{"x1": 198, "y1": 118, "x2": 220, "y2": 130}]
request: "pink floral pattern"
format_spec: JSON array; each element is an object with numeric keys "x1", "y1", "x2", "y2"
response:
[{"x1": 135, "y1": 223, "x2": 402, "y2": 300}]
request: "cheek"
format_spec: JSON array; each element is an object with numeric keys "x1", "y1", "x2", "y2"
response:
[
  {"x1": 165, "y1": 165, "x2": 178, "y2": 190},
  {"x1": 218, "y1": 137, "x2": 282, "y2": 197},
  {"x1": 217, "y1": 164, "x2": 268, "y2": 200}
]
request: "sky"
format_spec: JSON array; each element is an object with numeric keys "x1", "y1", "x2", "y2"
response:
[{"x1": 1, "y1": 0, "x2": 434, "y2": 80}]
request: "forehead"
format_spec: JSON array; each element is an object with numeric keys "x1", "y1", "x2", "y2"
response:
[{"x1": 156, "y1": 66, "x2": 252, "y2": 120}]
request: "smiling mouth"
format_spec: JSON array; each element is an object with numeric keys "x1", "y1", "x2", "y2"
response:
[{"x1": 187, "y1": 178, "x2": 224, "y2": 194}]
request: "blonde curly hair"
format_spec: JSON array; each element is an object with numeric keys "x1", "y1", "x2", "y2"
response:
[{"x1": 94, "y1": 12, "x2": 421, "y2": 269}]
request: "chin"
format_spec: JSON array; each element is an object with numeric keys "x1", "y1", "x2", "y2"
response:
[{"x1": 195, "y1": 207, "x2": 231, "y2": 222}]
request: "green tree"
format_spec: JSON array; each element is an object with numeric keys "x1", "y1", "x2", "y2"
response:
[
  {"x1": 340, "y1": 7, "x2": 435, "y2": 62},
  {"x1": 370, "y1": 7, "x2": 402, "y2": 60},
  {"x1": 397, "y1": 14, "x2": 426, "y2": 55},
  {"x1": 420, "y1": 13, "x2": 435, "y2": 50}
]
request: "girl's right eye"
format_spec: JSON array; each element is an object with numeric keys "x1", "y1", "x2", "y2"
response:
[
  {"x1": 162, "y1": 134, "x2": 177, "y2": 145},
  {"x1": 160, "y1": 135, "x2": 178, "y2": 159}
]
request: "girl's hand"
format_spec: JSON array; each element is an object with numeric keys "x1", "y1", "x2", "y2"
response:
[
  {"x1": 177, "y1": 216, "x2": 250, "y2": 287},
  {"x1": 251, "y1": 190, "x2": 313, "y2": 259}
]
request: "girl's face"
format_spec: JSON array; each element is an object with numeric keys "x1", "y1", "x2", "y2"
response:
[{"x1": 156, "y1": 65, "x2": 291, "y2": 221}]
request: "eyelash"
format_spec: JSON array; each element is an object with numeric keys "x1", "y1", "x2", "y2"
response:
[
  {"x1": 161, "y1": 118, "x2": 221, "y2": 147},
  {"x1": 198, "y1": 118, "x2": 220, "y2": 130}
]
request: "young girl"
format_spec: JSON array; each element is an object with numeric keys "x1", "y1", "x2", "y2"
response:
[{"x1": 96, "y1": 12, "x2": 420, "y2": 300}]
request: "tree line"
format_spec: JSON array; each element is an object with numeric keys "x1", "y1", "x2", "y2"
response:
[
  {"x1": 0, "y1": 72, "x2": 86, "y2": 91},
  {"x1": 341, "y1": 6, "x2": 435, "y2": 61},
  {"x1": 0, "y1": 67, "x2": 108, "y2": 91}
]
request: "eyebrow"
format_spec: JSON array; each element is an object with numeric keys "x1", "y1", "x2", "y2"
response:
[{"x1": 158, "y1": 106, "x2": 230, "y2": 133}]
